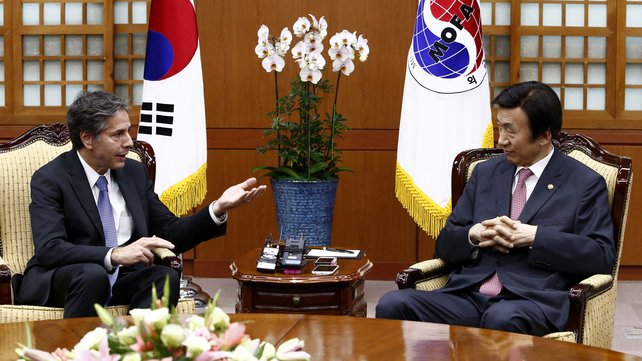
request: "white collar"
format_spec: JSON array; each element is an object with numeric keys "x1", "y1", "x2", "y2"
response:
[
  {"x1": 77, "y1": 150, "x2": 113, "y2": 188},
  {"x1": 514, "y1": 145, "x2": 554, "y2": 179}
]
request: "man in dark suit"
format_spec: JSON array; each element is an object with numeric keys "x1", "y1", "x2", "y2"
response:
[
  {"x1": 16, "y1": 91, "x2": 266, "y2": 318},
  {"x1": 376, "y1": 81, "x2": 615, "y2": 336}
]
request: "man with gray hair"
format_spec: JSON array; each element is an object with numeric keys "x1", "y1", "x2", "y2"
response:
[{"x1": 16, "y1": 91, "x2": 266, "y2": 318}]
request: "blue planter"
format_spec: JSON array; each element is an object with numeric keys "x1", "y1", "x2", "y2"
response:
[{"x1": 270, "y1": 178, "x2": 338, "y2": 246}]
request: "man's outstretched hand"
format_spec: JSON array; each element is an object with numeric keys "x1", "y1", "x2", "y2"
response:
[{"x1": 212, "y1": 177, "x2": 267, "y2": 217}]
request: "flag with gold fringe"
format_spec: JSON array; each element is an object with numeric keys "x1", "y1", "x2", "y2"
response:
[
  {"x1": 396, "y1": 0, "x2": 494, "y2": 236},
  {"x1": 137, "y1": 0, "x2": 207, "y2": 216}
]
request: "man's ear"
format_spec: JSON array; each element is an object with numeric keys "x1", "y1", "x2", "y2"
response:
[
  {"x1": 536, "y1": 129, "x2": 552, "y2": 145},
  {"x1": 80, "y1": 130, "x2": 93, "y2": 149}
]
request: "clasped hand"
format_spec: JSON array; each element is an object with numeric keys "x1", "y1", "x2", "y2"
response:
[{"x1": 470, "y1": 216, "x2": 537, "y2": 253}]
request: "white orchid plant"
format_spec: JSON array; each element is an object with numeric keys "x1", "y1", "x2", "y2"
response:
[
  {"x1": 16, "y1": 279, "x2": 311, "y2": 361},
  {"x1": 253, "y1": 14, "x2": 369, "y2": 180}
]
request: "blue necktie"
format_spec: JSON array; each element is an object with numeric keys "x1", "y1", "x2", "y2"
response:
[{"x1": 96, "y1": 175, "x2": 119, "y2": 303}]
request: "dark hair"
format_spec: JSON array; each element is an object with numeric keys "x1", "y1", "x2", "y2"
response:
[
  {"x1": 67, "y1": 91, "x2": 130, "y2": 150},
  {"x1": 492, "y1": 81, "x2": 562, "y2": 140}
]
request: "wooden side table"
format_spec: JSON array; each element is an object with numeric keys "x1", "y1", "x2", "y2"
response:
[{"x1": 230, "y1": 248, "x2": 373, "y2": 317}]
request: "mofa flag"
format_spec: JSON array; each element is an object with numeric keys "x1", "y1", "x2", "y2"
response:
[
  {"x1": 137, "y1": 0, "x2": 207, "y2": 216},
  {"x1": 396, "y1": 0, "x2": 494, "y2": 236}
]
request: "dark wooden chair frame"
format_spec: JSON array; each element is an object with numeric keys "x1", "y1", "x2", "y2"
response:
[{"x1": 396, "y1": 131, "x2": 633, "y2": 345}]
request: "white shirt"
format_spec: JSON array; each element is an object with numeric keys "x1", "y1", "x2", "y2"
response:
[
  {"x1": 77, "y1": 151, "x2": 227, "y2": 270},
  {"x1": 512, "y1": 145, "x2": 554, "y2": 201}
]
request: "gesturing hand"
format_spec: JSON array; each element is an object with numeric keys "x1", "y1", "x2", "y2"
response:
[
  {"x1": 111, "y1": 236, "x2": 174, "y2": 267},
  {"x1": 212, "y1": 177, "x2": 267, "y2": 216}
]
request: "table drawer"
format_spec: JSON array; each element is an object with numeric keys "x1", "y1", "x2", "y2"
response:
[{"x1": 252, "y1": 284, "x2": 342, "y2": 313}]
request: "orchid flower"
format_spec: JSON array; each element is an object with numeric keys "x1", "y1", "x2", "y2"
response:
[
  {"x1": 292, "y1": 17, "x2": 311, "y2": 37},
  {"x1": 255, "y1": 42, "x2": 273, "y2": 59},
  {"x1": 328, "y1": 46, "x2": 352, "y2": 62},
  {"x1": 299, "y1": 67, "x2": 322, "y2": 84},
  {"x1": 307, "y1": 51, "x2": 326, "y2": 70},
  {"x1": 257, "y1": 24, "x2": 269, "y2": 41},
  {"x1": 329, "y1": 30, "x2": 357, "y2": 48},
  {"x1": 355, "y1": 34, "x2": 369, "y2": 61},
  {"x1": 313, "y1": 15, "x2": 328, "y2": 38},
  {"x1": 262, "y1": 53, "x2": 285, "y2": 72},
  {"x1": 333, "y1": 58, "x2": 355, "y2": 76},
  {"x1": 279, "y1": 27, "x2": 293, "y2": 47},
  {"x1": 255, "y1": 25, "x2": 271, "y2": 58},
  {"x1": 291, "y1": 41, "x2": 307, "y2": 59}
]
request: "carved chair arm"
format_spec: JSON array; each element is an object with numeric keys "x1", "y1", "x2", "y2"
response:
[
  {"x1": 396, "y1": 258, "x2": 451, "y2": 290},
  {"x1": 151, "y1": 247, "x2": 183, "y2": 277},
  {"x1": 566, "y1": 274, "x2": 614, "y2": 345},
  {"x1": 0, "y1": 256, "x2": 13, "y2": 304}
]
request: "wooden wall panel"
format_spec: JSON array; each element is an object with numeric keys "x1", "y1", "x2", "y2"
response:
[{"x1": 197, "y1": 0, "x2": 414, "y2": 129}]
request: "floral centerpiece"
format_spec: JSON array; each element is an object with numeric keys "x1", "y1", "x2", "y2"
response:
[
  {"x1": 253, "y1": 14, "x2": 369, "y2": 180},
  {"x1": 16, "y1": 280, "x2": 310, "y2": 361}
]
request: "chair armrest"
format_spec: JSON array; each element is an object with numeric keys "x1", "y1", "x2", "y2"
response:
[
  {"x1": 395, "y1": 258, "x2": 451, "y2": 290},
  {"x1": 151, "y1": 248, "x2": 183, "y2": 277},
  {"x1": 567, "y1": 274, "x2": 614, "y2": 347},
  {"x1": 0, "y1": 256, "x2": 13, "y2": 304}
]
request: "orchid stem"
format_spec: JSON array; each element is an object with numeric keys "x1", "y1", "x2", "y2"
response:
[
  {"x1": 305, "y1": 81, "x2": 311, "y2": 179},
  {"x1": 274, "y1": 70, "x2": 281, "y2": 167},
  {"x1": 329, "y1": 72, "x2": 341, "y2": 163}
]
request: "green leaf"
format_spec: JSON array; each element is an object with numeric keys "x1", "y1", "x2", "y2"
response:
[
  {"x1": 252, "y1": 166, "x2": 276, "y2": 173},
  {"x1": 272, "y1": 167, "x2": 302, "y2": 179},
  {"x1": 151, "y1": 283, "x2": 158, "y2": 309},
  {"x1": 162, "y1": 274, "x2": 170, "y2": 309},
  {"x1": 334, "y1": 167, "x2": 352, "y2": 174},
  {"x1": 309, "y1": 162, "x2": 329, "y2": 174},
  {"x1": 94, "y1": 303, "x2": 115, "y2": 328}
]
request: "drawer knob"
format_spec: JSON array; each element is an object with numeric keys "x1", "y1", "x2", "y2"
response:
[{"x1": 292, "y1": 296, "x2": 301, "y2": 306}]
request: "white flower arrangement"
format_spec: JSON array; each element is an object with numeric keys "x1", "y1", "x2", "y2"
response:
[
  {"x1": 253, "y1": 14, "x2": 370, "y2": 180},
  {"x1": 16, "y1": 280, "x2": 311, "y2": 361}
]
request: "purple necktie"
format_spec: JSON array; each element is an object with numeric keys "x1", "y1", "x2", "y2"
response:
[
  {"x1": 479, "y1": 168, "x2": 533, "y2": 296},
  {"x1": 96, "y1": 176, "x2": 119, "y2": 303}
]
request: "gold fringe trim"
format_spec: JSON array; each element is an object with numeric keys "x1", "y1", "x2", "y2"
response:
[
  {"x1": 159, "y1": 162, "x2": 208, "y2": 216},
  {"x1": 482, "y1": 121, "x2": 495, "y2": 148},
  {"x1": 395, "y1": 163, "x2": 452, "y2": 237},
  {"x1": 396, "y1": 121, "x2": 495, "y2": 237}
]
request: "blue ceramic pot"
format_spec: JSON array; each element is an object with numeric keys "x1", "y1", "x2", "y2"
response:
[{"x1": 270, "y1": 178, "x2": 338, "y2": 246}]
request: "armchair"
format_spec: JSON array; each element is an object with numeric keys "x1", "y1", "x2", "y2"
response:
[
  {"x1": 395, "y1": 132, "x2": 633, "y2": 349},
  {"x1": 0, "y1": 123, "x2": 195, "y2": 322}
]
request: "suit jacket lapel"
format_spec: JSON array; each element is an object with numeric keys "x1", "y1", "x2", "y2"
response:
[
  {"x1": 113, "y1": 167, "x2": 148, "y2": 238},
  {"x1": 496, "y1": 160, "x2": 515, "y2": 217},
  {"x1": 519, "y1": 149, "x2": 563, "y2": 223},
  {"x1": 66, "y1": 151, "x2": 104, "y2": 239}
]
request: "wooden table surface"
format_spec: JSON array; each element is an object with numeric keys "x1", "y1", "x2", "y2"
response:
[
  {"x1": 230, "y1": 247, "x2": 373, "y2": 284},
  {"x1": 2, "y1": 313, "x2": 641, "y2": 360}
]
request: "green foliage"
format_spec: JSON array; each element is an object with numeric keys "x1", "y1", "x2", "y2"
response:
[{"x1": 254, "y1": 75, "x2": 351, "y2": 180}]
